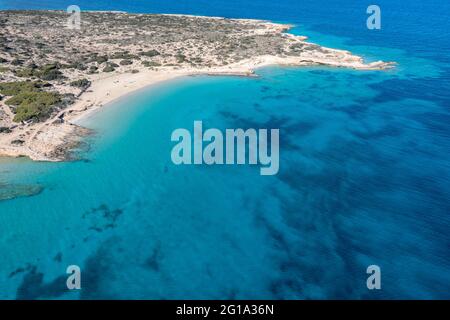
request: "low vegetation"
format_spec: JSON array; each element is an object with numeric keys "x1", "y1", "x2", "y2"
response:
[
  {"x1": 142, "y1": 61, "x2": 161, "y2": 67},
  {"x1": 0, "y1": 81, "x2": 43, "y2": 95},
  {"x1": 14, "y1": 63, "x2": 64, "y2": 81},
  {"x1": 110, "y1": 52, "x2": 139, "y2": 60},
  {"x1": 70, "y1": 78, "x2": 91, "y2": 89},
  {"x1": 0, "y1": 81, "x2": 62, "y2": 122},
  {"x1": 139, "y1": 50, "x2": 160, "y2": 57},
  {"x1": 103, "y1": 65, "x2": 115, "y2": 72},
  {"x1": 120, "y1": 59, "x2": 133, "y2": 66}
]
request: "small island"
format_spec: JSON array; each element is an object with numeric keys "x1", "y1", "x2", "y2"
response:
[{"x1": 0, "y1": 10, "x2": 394, "y2": 161}]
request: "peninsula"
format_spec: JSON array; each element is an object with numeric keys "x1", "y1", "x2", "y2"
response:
[{"x1": 0, "y1": 10, "x2": 394, "y2": 161}]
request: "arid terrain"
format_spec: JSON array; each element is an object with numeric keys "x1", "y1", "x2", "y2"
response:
[{"x1": 0, "y1": 10, "x2": 394, "y2": 161}]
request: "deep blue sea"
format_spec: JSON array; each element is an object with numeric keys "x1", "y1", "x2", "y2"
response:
[{"x1": 0, "y1": 1, "x2": 449, "y2": 299}]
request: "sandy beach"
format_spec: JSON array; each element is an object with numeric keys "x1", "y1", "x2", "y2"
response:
[{"x1": 0, "y1": 12, "x2": 395, "y2": 161}]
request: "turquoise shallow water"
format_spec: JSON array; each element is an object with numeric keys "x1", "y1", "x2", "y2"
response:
[
  {"x1": 1, "y1": 63, "x2": 449, "y2": 299},
  {"x1": 1, "y1": 1, "x2": 450, "y2": 299}
]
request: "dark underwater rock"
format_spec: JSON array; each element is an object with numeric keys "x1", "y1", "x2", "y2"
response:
[{"x1": 0, "y1": 183, "x2": 44, "y2": 201}]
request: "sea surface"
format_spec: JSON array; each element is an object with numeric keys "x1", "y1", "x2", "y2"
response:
[{"x1": 0, "y1": 1, "x2": 449, "y2": 299}]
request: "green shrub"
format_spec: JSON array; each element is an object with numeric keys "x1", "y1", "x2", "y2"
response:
[
  {"x1": 6, "y1": 91, "x2": 60, "y2": 107},
  {"x1": 0, "y1": 81, "x2": 58, "y2": 122},
  {"x1": 70, "y1": 78, "x2": 91, "y2": 88},
  {"x1": 13, "y1": 103, "x2": 47, "y2": 122},
  {"x1": 76, "y1": 63, "x2": 88, "y2": 71},
  {"x1": 13, "y1": 64, "x2": 64, "y2": 80},
  {"x1": 11, "y1": 139, "x2": 25, "y2": 145},
  {"x1": 11, "y1": 59, "x2": 24, "y2": 66},
  {"x1": 91, "y1": 55, "x2": 108, "y2": 64},
  {"x1": 176, "y1": 54, "x2": 186, "y2": 63},
  {"x1": 139, "y1": 50, "x2": 160, "y2": 57},
  {"x1": 103, "y1": 65, "x2": 115, "y2": 72},
  {"x1": 120, "y1": 59, "x2": 133, "y2": 66},
  {"x1": 110, "y1": 52, "x2": 139, "y2": 60},
  {"x1": 36, "y1": 64, "x2": 64, "y2": 80},
  {"x1": 7, "y1": 91, "x2": 61, "y2": 122},
  {"x1": 14, "y1": 67, "x2": 36, "y2": 78},
  {"x1": 0, "y1": 81, "x2": 41, "y2": 96}
]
